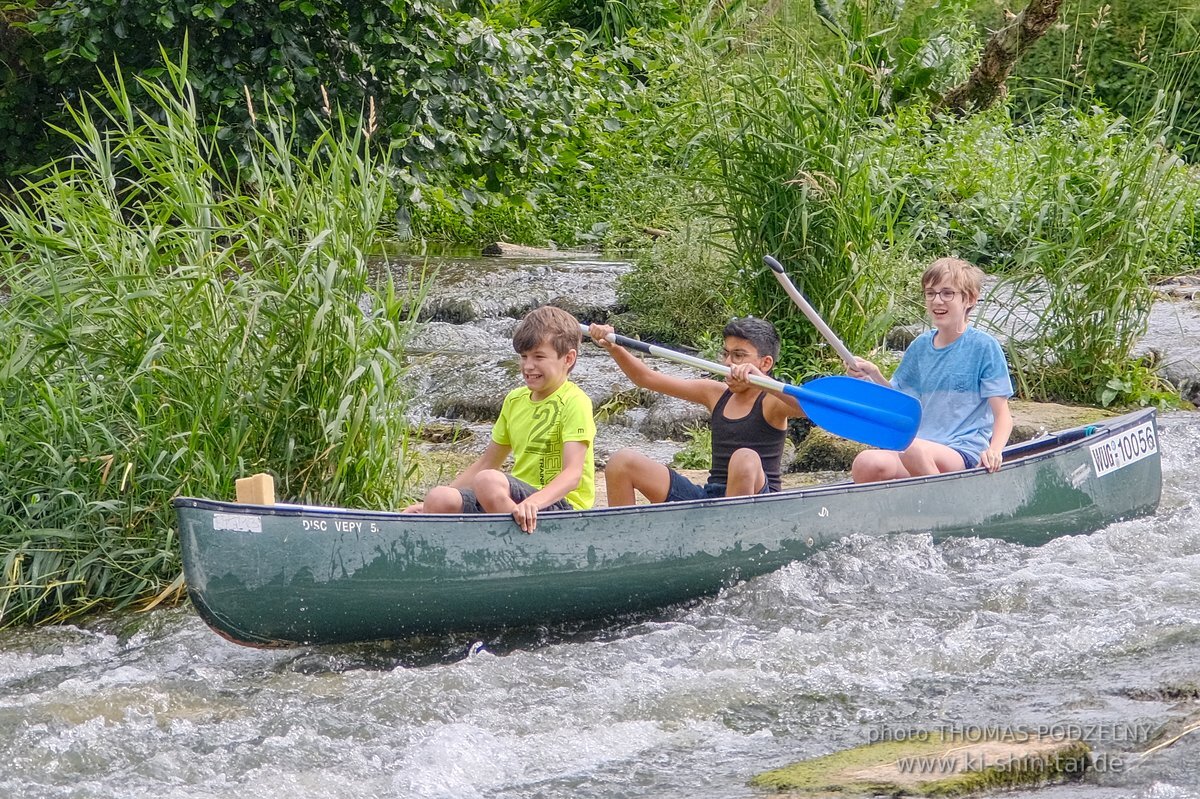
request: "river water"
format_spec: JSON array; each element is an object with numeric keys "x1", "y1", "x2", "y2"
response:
[
  {"x1": 0, "y1": 410, "x2": 1197, "y2": 798},
  {"x1": 3, "y1": 254, "x2": 1200, "y2": 798}
]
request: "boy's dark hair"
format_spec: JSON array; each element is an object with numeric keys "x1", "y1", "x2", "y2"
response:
[
  {"x1": 723, "y1": 317, "x2": 781, "y2": 362},
  {"x1": 512, "y1": 305, "x2": 581, "y2": 358}
]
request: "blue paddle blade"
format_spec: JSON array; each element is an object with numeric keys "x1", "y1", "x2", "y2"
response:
[{"x1": 783, "y1": 376, "x2": 921, "y2": 450}]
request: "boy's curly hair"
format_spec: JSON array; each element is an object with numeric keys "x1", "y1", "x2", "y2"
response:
[{"x1": 512, "y1": 305, "x2": 581, "y2": 358}]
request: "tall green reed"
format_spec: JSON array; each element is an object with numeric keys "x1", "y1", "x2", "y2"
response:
[
  {"x1": 1003, "y1": 102, "x2": 1193, "y2": 405},
  {"x1": 0, "y1": 53, "x2": 420, "y2": 626},
  {"x1": 697, "y1": 29, "x2": 915, "y2": 378}
]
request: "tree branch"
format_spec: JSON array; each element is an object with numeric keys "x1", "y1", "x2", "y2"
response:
[{"x1": 937, "y1": 0, "x2": 1064, "y2": 116}]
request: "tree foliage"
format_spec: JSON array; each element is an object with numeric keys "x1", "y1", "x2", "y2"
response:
[{"x1": 2, "y1": 0, "x2": 634, "y2": 211}]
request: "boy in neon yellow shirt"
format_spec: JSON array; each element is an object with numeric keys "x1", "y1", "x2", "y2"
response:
[{"x1": 404, "y1": 305, "x2": 595, "y2": 532}]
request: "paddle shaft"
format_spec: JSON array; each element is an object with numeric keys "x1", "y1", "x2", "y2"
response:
[
  {"x1": 763, "y1": 255, "x2": 857, "y2": 369},
  {"x1": 581, "y1": 323, "x2": 921, "y2": 449},
  {"x1": 580, "y1": 324, "x2": 791, "y2": 395}
]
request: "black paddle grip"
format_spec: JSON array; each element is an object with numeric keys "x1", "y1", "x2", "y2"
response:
[{"x1": 763, "y1": 254, "x2": 785, "y2": 273}]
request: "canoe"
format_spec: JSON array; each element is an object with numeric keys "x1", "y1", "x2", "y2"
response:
[{"x1": 175, "y1": 408, "x2": 1162, "y2": 647}]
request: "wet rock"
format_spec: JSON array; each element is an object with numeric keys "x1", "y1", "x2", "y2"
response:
[
  {"x1": 407, "y1": 321, "x2": 511, "y2": 355},
  {"x1": 639, "y1": 395, "x2": 709, "y2": 440},
  {"x1": 1135, "y1": 705, "x2": 1200, "y2": 757},
  {"x1": 751, "y1": 732, "x2": 1091, "y2": 797},
  {"x1": 1157, "y1": 357, "x2": 1200, "y2": 407},
  {"x1": 410, "y1": 422, "x2": 474, "y2": 444},
  {"x1": 425, "y1": 359, "x2": 516, "y2": 422},
  {"x1": 419, "y1": 297, "x2": 483, "y2": 324},
  {"x1": 1135, "y1": 300, "x2": 1200, "y2": 406},
  {"x1": 791, "y1": 428, "x2": 866, "y2": 472},
  {"x1": 1008, "y1": 400, "x2": 1114, "y2": 444},
  {"x1": 886, "y1": 324, "x2": 924, "y2": 351},
  {"x1": 593, "y1": 422, "x2": 683, "y2": 468},
  {"x1": 1121, "y1": 681, "x2": 1200, "y2": 703},
  {"x1": 417, "y1": 257, "x2": 629, "y2": 325},
  {"x1": 1154, "y1": 274, "x2": 1200, "y2": 300},
  {"x1": 430, "y1": 395, "x2": 507, "y2": 423}
]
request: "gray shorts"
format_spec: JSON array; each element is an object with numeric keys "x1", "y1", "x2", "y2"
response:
[{"x1": 457, "y1": 475, "x2": 572, "y2": 514}]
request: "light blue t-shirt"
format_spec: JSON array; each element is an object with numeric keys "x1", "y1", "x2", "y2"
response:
[{"x1": 891, "y1": 326, "x2": 1013, "y2": 462}]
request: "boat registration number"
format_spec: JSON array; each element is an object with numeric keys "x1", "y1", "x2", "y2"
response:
[{"x1": 1089, "y1": 421, "x2": 1157, "y2": 478}]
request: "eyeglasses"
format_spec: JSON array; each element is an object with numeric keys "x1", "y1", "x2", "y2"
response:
[
  {"x1": 923, "y1": 288, "x2": 959, "y2": 302},
  {"x1": 720, "y1": 349, "x2": 756, "y2": 363}
]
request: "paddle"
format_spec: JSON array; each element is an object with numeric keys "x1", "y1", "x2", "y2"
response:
[
  {"x1": 581, "y1": 324, "x2": 920, "y2": 450},
  {"x1": 763, "y1": 254, "x2": 857, "y2": 369}
]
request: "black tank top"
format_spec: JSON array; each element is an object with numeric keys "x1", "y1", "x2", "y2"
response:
[{"x1": 708, "y1": 390, "x2": 786, "y2": 492}]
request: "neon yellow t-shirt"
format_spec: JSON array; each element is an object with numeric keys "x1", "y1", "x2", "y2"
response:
[{"x1": 491, "y1": 379, "x2": 595, "y2": 510}]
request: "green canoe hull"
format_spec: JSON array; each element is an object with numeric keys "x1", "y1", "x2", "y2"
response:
[{"x1": 175, "y1": 409, "x2": 1162, "y2": 647}]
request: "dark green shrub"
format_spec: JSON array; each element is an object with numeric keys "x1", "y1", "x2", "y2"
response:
[{"x1": 5, "y1": 0, "x2": 633, "y2": 212}]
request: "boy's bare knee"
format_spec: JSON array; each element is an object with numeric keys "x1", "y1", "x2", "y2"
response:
[
  {"x1": 851, "y1": 450, "x2": 894, "y2": 483},
  {"x1": 473, "y1": 469, "x2": 510, "y2": 502},
  {"x1": 605, "y1": 448, "x2": 642, "y2": 475},
  {"x1": 728, "y1": 448, "x2": 763, "y2": 472},
  {"x1": 424, "y1": 486, "x2": 463, "y2": 513},
  {"x1": 726, "y1": 448, "x2": 765, "y2": 494}
]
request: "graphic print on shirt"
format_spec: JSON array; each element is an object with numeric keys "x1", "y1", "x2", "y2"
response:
[{"x1": 527, "y1": 402, "x2": 563, "y2": 486}]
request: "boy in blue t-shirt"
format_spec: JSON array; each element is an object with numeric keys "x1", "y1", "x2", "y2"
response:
[{"x1": 848, "y1": 257, "x2": 1013, "y2": 483}]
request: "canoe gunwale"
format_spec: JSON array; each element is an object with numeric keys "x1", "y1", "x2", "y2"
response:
[{"x1": 172, "y1": 408, "x2": 1154, "y2": 521}]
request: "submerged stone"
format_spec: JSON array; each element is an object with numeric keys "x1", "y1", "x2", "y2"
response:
[{"x1": 751, "y1": 732, "x2": 1091, "y2": 797}]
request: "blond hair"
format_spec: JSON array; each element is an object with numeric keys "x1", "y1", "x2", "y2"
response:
[{"x1": 922, "y1": 257, "x2": 984, "y2": 312}]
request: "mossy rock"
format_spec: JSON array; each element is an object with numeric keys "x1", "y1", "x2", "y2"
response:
[
  {"x1": 751, "y1": 732, "x2": 1091, "y2": 797},
  {"x1": 1122, "y1": 680, "x2": 1200, "y2": 703},
  {"x1": 790, "y1": 428, "x2": 866, "y2": 473},
  {"x1": 1009, "y1": 400, "x2": 1113, "y2": 444},
  {"x1": 411, "y1": 422, "x2": 473, "y2": 444}
]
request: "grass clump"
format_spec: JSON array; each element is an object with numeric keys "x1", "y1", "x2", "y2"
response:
[
  {"x1": 671, "y1": 425, "x2": 712, "y2": 470},
  {"x1": 616, "y1": 221, "x2": 739, "y2": 345},
  {"x1": 695, "y1": 25, "x2": 924, "y2": 377},
  {"x1": 0, "y1": 54, "x2": 419, "y2": 626}
]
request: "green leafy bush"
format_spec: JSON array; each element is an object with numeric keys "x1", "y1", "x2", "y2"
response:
[
  {"x1": 671, "y1": 425, "x2": 712, "y2": 470},
  {"x1": 697, "y1": 29, "x2": 918, "y2": 376},
  {"x1": 616, "y1": 222, "x2": 738, "y2": 345},
  {"x1": 6, "y1": 0, "x2": 634, "y2": 208}
]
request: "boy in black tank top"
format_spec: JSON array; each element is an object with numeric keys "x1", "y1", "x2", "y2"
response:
[{"x1": 587, "y1": 318, "x2": 807, "y2": 505}]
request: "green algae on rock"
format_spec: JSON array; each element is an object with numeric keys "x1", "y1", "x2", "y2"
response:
[{"x1": 750, "y1": 732, "x2": 1091, "y2": 797}]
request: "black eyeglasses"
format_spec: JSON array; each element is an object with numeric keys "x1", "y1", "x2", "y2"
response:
[{"x1": 923, "y1": 288, "x2": 959, "y2": 301}]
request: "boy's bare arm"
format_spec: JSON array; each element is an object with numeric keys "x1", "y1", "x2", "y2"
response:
[
  {"x1": 847, "y1": 356, "x2": 891, "y2": 387},
  {"x1": 588, "y1": 324, "x2": 724, "y2": 409},
  {"x1": 510, "y1": 440, "x2": 588, "y2": 533},
  {"x1": 448, "y1": 441, "x2": 510, "y2": 488},
  {"x1": 980, "y1": 396, "x2": 1012, "y2": 473}
]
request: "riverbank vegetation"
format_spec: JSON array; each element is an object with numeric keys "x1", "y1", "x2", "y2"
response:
[
  {"x1": 1, "y1": 0, "x2": 1198, "y2": 625},
  {"x1": 0, "y1": 58, "x2": 416, "y2": 624}
]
